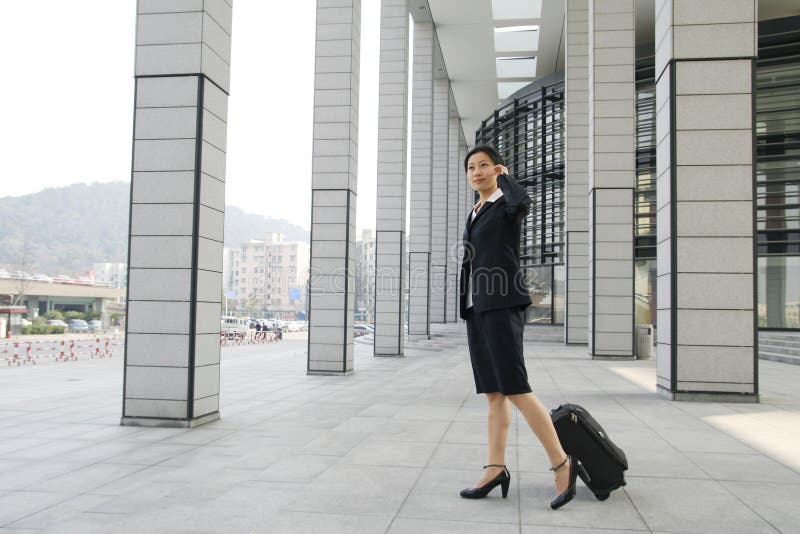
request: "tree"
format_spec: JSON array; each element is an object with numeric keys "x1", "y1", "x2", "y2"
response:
[{"x1": 44, "y1": 310, "x2": 64, "y2": 321}]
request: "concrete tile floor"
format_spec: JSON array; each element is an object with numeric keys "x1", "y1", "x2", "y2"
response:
[{"x1": 0, "y1": 326, "x2": 799, "y2": 533}]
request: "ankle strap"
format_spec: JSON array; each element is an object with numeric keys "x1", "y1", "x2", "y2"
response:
[
  {"x1": 549, "y1": 456, "x2": 569, "y2": 471},
  {"x1": 483, "y1": 464, "x2": 506, "y2": 469}
]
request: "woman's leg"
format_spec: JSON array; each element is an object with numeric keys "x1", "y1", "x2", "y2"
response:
[
  {"x1": 474, "y1": 392, "x2": 512, "y2": 486},
  {"x1": 507, "y1": 392, "x2": 571, "y2": 493}
]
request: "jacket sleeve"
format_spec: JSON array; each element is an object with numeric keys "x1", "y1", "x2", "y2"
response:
[{"x1": 497, "y1": 173, "x2": 532, "y2": 219}]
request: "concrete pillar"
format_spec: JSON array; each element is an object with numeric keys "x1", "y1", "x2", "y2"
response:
[
  {"x1": 588, "y1": 0, "x2": 635, "y2": 358},
  {"x1": 460, "y1": 138, "x2": 470, "y2": 229},
  {"x1": 446, "y1": 100, "x2": 460, "y2": 323},
  {"x1": 374, "y1": 0, "x2": 409, "y2": 356},
  {"x1": 655, "y1": 0, "x2": 757, "y2": 401},
  {"x1": 564, "y1": 0, "x2": 590, "y2": 345},
  {"x1": 123, "y1": 0, "x2": 232, "y2": 427},
  {"x1": 307, "y1": 0, "x2": 361, "y2": 374},
  {"x1": 430, "y1": 48, "x2": 449, "y2": 324},
  {"x1": 408, "y1": 21, "x2": 433, "y2": 339}
]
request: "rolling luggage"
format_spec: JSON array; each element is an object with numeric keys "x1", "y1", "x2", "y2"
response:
[{"x1": 550, "y1": 403, "x2": 628, "y2": 501}]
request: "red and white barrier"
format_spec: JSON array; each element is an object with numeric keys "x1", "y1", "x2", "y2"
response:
[
  {"x1": 0, "y1": 335, "x2": 123, "y2": 366},
  {"x1": 219, "y1": 330, "x2": 281, "y2": 347}
]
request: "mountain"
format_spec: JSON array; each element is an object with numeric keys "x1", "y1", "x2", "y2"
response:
[{"x1": 0, "y1": 182, "x2": 309, "y2": 275}]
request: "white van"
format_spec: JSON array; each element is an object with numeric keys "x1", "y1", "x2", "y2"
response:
[{"x1": 220, "y1": 316, "x2": 249, "y2": 336}]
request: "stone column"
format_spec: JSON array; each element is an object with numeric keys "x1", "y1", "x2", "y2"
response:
[
  {"x1": 307, "y1": 0, "x2": 361, "y2": 374},
  {"x1": 565, "y1": 0, "x2": 590, "y2": 344},
  {"x1": 123, "y1": 0, "x2": 231, "y2": 427},
  {"x1": 408, "y1": 21, "x2": 434, "y2": 339},
  {"x1": 446, "y1": 100, "x2": 461, "y2": 323},
  {"x1": 588, "y1": 0, "x2": 635, "y2": 358},
  {"x1": 374, "y1": 0, "x2": 408, "y2": 356},
  {"x1": 655, "y1": 0, "x2": 757, "y2": 400},
  {"x1": 430, "y1": 49, "x2": 450, "y2": 324}
]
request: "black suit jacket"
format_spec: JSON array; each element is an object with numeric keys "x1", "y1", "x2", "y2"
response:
[{"x1": 459, "y1": 174, "x2": 533, "y2": 320}]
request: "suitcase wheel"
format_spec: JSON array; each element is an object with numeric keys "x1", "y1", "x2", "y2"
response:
[{"x1": 594, "y1": 492, "x2": 610, "y2": 501}]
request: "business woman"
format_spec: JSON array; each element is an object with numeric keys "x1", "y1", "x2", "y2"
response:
[{"x1": 458, "y1": 145, "x2": 584, "y2": 509}]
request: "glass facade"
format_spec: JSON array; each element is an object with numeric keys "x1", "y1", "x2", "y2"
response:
[
  {"x1": 757, "y1": 17, "x2": 800, "y2": 329},
  {"x1": 475, "y1": 73, "x2": 565, "y2": 324},
  {"x1": 473, "y1": 16, "x2": 800, "y2": 331},
  {"x1": 635, "y1": 53, "x2": 657, "y2": 328}
]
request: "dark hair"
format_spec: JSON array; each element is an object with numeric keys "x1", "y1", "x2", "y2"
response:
[{"x1": 464, "y1": 144, "x2": 504, "y2": 173}]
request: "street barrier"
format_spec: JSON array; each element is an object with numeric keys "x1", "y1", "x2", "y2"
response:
[
  {"x1": 0, "y1": 335, "x2": 123, "y2": 366},
  {"x1": 219, "y1": 330, "x2": 281, "y2": 347}
]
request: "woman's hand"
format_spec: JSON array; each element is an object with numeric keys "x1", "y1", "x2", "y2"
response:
[{"x1": 493, "y1": 164, "x2": 509, "y2": 177}]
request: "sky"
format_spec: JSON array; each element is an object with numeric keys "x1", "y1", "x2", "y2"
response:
[{"x1": 0, "y1": 1, "x2": 381, "y2": 233}]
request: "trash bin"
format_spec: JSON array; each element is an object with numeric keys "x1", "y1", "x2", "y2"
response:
[{"x1": 636, "y1": 324, "x2": 653, "y2": 359}]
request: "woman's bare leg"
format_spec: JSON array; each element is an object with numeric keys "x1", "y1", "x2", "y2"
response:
[
  {"x1": 507, "y1": 392, "x2": 571, "y2": 493},
  {"x1": 474, "y1": 392, "x2": 512, "y2": 487}
]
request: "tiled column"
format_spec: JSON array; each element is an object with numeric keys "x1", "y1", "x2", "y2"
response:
[
  {"x1": 588, "y1": 0, "x2": 635, "y2": 358},
  {"x1": 307, "y1": 0, "x2": 360, "y2": 374},
  {"x1": 565, "y1": 0, "x2": 590, "y2": 345},
  {"x1": 430, "y1": 57, "x2": 450, "y2": 324},
  {"x1": 408, "y1": 21, "x2": 434, "y2": 339},
  {"x1": 123, "y1": 0, "x2": 232, "y2": 427},
  {"x1": 655, "y1": 0, "x2": 757, "y2": 400},
  {"x1": 446, "y1": 103, "x2": 460, "y2": 323},
  {"x1": 374, "y1": 0, "x2": 408, "y2": 356},
  {"x1": 460, "y1": 138, "x2": 470, "y2": 227}
]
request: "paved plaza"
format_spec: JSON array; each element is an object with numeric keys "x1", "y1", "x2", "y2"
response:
[{"x1": 1, "y1": 326, "x2": 799, "y2": 533}]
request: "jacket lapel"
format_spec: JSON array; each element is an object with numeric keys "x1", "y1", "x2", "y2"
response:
[{"x1": 469, "y1": 197, "x2": 501, "y2": 231}]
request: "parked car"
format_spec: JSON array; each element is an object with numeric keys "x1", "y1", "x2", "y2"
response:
[
  {"x1": 46, "y1": 319, "x2": 68, "y2": 328},
  {"x1": 21, "y1": 318, "x2": 32, "y2": 326},
  {"x1": 67, "y1": 319, "x2": 89, "y2": 332},
  {"x1": 354, "y1": 325, "x2": 373, "y2": 336},
  {"x1": 52, "y1": 275, "x2": 74, "y2": 284},
  {"x1": 32, "y1": 273, "x2": 53, "y2": 283},
  {"x1": 88, "y1": 320, "x2": 103, "y2": 332},
  {"x1": 353, "y1": 327, "x2": 365, "y2": 338},
  {"x1": 0, "y1": 269, "x2": 11, "y2": 279}
]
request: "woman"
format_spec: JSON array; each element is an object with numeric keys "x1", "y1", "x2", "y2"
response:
[{"x1": 458, "y1": 145, "x2": 585, "y2": 509}]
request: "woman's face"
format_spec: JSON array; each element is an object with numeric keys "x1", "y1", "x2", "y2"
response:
[{"x1": 466, "y1": 152, "x2": 498, "y2": 193}]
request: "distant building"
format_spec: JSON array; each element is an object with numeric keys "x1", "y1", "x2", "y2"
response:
[
  {"x1": 355, "y1": 229, "x2": 375, "y2": 324},
  {"x1": 222, "y1": 234, "x2": 309, "y2": 319},
  {"x1": 93, "y1": 263, "x2": 127, "y2": 288}
]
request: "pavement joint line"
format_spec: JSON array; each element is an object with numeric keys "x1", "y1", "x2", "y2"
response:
[{"x1": 383, "y1": 355, "x2": 473, "y2": 533}]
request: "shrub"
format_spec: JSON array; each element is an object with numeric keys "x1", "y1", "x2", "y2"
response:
[
  {"x1": 44, "y1": 310, "x2": 64, "y2": 321},
  {"x1": 63, "y1": 311, "x2": 86, "y2": 321},
  {"x1": 21, "y1": 325, "x2": 66, "y2": 335}
]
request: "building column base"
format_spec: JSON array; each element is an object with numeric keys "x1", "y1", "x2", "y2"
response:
[
  {"x1": 374, "y1": 352, "x2": 404, "y2": 358},
  {"x1": 591, "y1": 354, "x2": 636, "y2": 361},
  {"x1": 120, "y1": 411, "x2": 220, "y2": 428},
  {"x1": 307, "y1": 369, "x2": 355, "y2": 376},
  {"x1": 657, "y1": 386, "x2": 759, "y2": 403}
]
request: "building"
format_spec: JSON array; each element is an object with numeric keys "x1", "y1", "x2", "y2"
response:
[
  {"x1": 355, "y1": 229, "x2": 376, "y2": 323},
  {"x1": 122, "y1": 1, "x2": 799, "y2": 426},
  {"x1": 93, "y1": 262, "x2": 128, "y2": 289},
  {"x1": 222, "y1": 234, "x2": 309, "y2": 320}
]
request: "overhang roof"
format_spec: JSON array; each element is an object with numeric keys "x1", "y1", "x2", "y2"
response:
[{"x1": 422, "y1": 0, "x2": 799, "y2": 145}]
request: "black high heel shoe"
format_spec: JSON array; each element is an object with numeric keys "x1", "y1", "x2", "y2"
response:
[
  {"x1": 549, "y1": 455, "x2": 587, "y2": 510},
  {"x1": 460, "y1": 464, "x2": 511, "y2": 499}
]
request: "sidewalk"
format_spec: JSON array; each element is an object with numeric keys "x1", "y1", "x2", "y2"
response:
[{"x1": 0, "y1": 325, "x2": 798, "y2": 533}]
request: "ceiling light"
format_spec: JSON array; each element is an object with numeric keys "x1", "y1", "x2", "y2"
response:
[
  {"x1": 491, "y1": 0, "x2": 542, "y2": 20},
  {"x1": 494, "y1": 28, "x2": 539, "y2": 52},
  {"x1": 495, "y1": 25, "x2": 539, "y2": 33},
  {"x1": 495, "y1": 56, "x2": 537, "y2": 78},
  {"x1": 497, "y1": 81, "x2": 531, "y2": 99}
]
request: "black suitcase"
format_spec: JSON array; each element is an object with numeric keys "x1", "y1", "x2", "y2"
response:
[{"x1": 550, "y1": 403, "x2": 628, "y2": 501}]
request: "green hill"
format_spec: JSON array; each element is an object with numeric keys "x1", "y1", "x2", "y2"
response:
[{"x1": 0, "y1": 181, "x2": 309, "y2": 275}]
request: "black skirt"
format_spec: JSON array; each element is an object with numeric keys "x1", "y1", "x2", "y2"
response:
[{"x1": 466, "y1": 306, "x2": 531, "y2": 395}]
